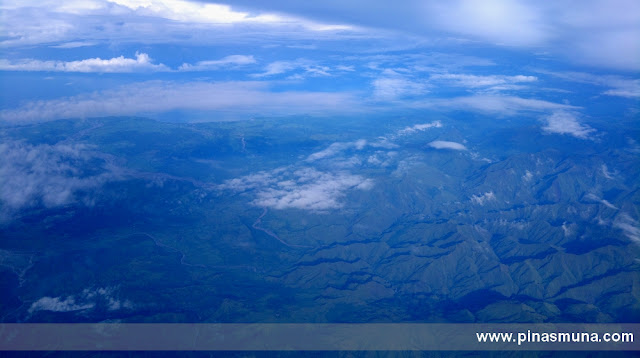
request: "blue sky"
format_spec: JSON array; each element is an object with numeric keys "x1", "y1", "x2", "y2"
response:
[{"x1": 0, "y1": 0, "x2": 638, "y2": 137}]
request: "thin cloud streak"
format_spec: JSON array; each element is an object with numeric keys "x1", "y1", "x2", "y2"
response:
[
  {"x1": 0, "y1": 53, "x2": 168, "y2": 73},
  {"x1": 428, "y1": 140, "x2": 467, "y2": 151},
  {"x1": 413, "y1": 95, "x2": 578, "y2": 115},
  {"x1": 0, "y1": 81, "x2": 362, "y2": 123}
]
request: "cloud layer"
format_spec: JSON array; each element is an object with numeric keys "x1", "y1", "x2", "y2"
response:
[{"x1": 0, "y1": 81, "x2": 360, "y2": 123}]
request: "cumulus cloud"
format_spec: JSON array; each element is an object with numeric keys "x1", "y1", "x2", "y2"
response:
[
  {"x1": 541, "y1": 111, "x2": 595, "y2": 139},
  {"x1": 28, "y1": 287, "x2": 133, "y2": 314},
  {"x1": 471, "y1": 191, "x2": 496, "y2": 205},
  {"x1": 0, "y1": 81, "x2": 360, "y2": 123},
  {"x1": 28, "y1": 296, "x2": 95, "y2": 314},
  {"x1": 219, "y1": 167, "x2": 373, "y2": 211},
  {"x1": 0, "y1": 52, "x2": 168, "y2": 72},
  {"x1": 0, "y1": 140, "x2": 117, "y2": 220},
  {"x1": 428, "y1": 140, "x2": 467, "y2": 151},
  {"x1": 178, "y1": 55, "x2": 256, "y2": 71}
]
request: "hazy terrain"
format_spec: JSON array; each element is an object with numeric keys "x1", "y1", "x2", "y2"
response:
[{"x1": 2, "y1": 113, "x2": 638, "y2": 324}]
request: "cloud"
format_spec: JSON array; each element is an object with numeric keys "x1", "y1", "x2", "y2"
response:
[
  {"x1": 306, "y1": 139, "x2": 367, "y2": 162},
  {"x1": 471, "y1": 191, "x2": 496, "y2": 205},
  {"x1": 0, "y1": 140, "x2": 118, "y2": 220},
  {"x1": 614, "y1": 213, "x2": 640, "y2": 244},
  {"x1": 28, "y1": 296, "x2": 95, "y2": 314},
  {"x1": 418, "y1": 95, "x2": 578, "y2": 115},
  {"x1": 49, "y1": 41, "x2": 98, "y2": 48},
  {"x1": 0, "y1": 0, "x2": 360, "y2": 48},
  {"x1": 372, "y1": 70, "x2": 429, "y2": 100},
  {"x1": 397, "y1": 120, "x2": 442, "y2": 135},
  {"x1": 398, "y1": 95, "x2": 575, "y2": 115},
  {"x1": 253, "y1": 169, "x2": 373, "y2": 210},
  {"x1": 219, "y1": 167, "x2": 373, "y2": 211},
  {"x1": 429, "y1": 73, "x2": 537, "y2": 88},
  {"x1": 106, "y1": 0, "x2": 355, "y2": 31},
  {"x1": 0, "y1": 52, "x2": 168, "y2": 72},
  {"x1": 541, "y1": 111, "x2": 595, "y2": 139},
  {"x1": 601, "y1": 164, "x2": 615, "y2": 180},
  {"x1": 366, "y1": 151, "x2": 398, "y2": 167},
  {"x1": 28, "y1": 287, "x2": 133, "y2": 314},
  {"x1": 252, "y1": 59, "x2": 332, "y2": 78},
  {"x1": 424, "y1": 0, "x2": 548, "y2": 46},
  {"x1": 428, "y1": 140, "x2": 467, "y2": 151},
  {"x1": 226, "y1": 0, "x2": 640, "y2": 71},
  {"x1": 535, "y1": 70, "x2": 640, "y2": 98},
  {"x1": 0, "y1": 81, "x2": 361, "y2": 123},
  {"x1": 585, "y1": 193, "x2": 618, "y2": 210},
  {"x1": 178, "y1": 55, "x2": 256, "y2": 71}
]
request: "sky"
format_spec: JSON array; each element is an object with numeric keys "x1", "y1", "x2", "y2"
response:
[{"x1": 0, "y1": 0, "x2": 638, "y2": 133}]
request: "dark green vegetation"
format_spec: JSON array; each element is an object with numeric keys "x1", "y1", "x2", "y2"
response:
[{"x1": 1, "y1": 114, "x2": 639, "y2": 323}]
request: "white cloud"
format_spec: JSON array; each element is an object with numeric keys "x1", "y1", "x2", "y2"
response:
[
  {"x1": 106, "y1": 0, "x2": 354, "y2": 31},
  {"x1": 1, "y1": 53, "x2": 257, "y2": 73},
  {"x1": 372, "y1": 70, "x2": 429, "y2": 100},
  {"x1": 397, "y1": 120, "x2": 442, "y2": 135},
  {"x1": 424, "y1": 0, "x2": 548, "y2": 46},
  {"x1": 253, "y1": 169, "x2": 373, "y2": 210},
  {"x1": 0, "y1": 81, "x2": 361, "y2": 123},
  {"x1": 225, "y1": 1, "x2": 640, "y2": 71},
  {"x1": 306, "y1": 139, "x2": 367, "y2": 162},
  {"x1": 0, "y1": 52, "x2": 168, "y2": 72},
  {"x1": 178, "y1": 55, "x2": 256, "y2": 71},
  {"x1": 471, "y1": 191, "x2": 496, "y2": 205},
  {"x1": 418, "y1": 95, "x2": 578, "y2": 115},
  {"x1": 601, "y1": 164, "x2": 615, "y2": 180},
  {"x1": 428, "y1": 140, "x2": 467, "y2": 151},
  {"x1": 536, "y1": 70, "x2": 640, "y2": 98},
  {"x1": 429, "y1": 73, "x2": 537, "y2": 88},
  {"x1": 252, "y1": 59, "x2": 332, "y2": 78},
  {"x1": 28, "y1": 287, "x2": 133, "y2": 314},
  {"x1": 0, "y1": 0, "x2": 361, "y2": 48},
  {"x1": 0, "y1": 140, "x2": 118, "y2": 220},
  {"x1": 541, "y1": 111, "x2": 595, "y2": 139},
  {"x1": 49, "y1": 41, "x2": 98, "y2": 48},
  {"x1": 614, "y1": 213, "x2": 640, "y2": 244},
  {"x1": 219, "y1": 167, "x2": 373, "y2": 211},
  {"x1": 3, "y1": 1, "x2": 639, "y2": 71},
  {"x1": 28, "y1": 296, "x2": 94, "y2": 314},
  {"x1": 585, "y1": 193, "x2": 618, "y2": 210}
]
